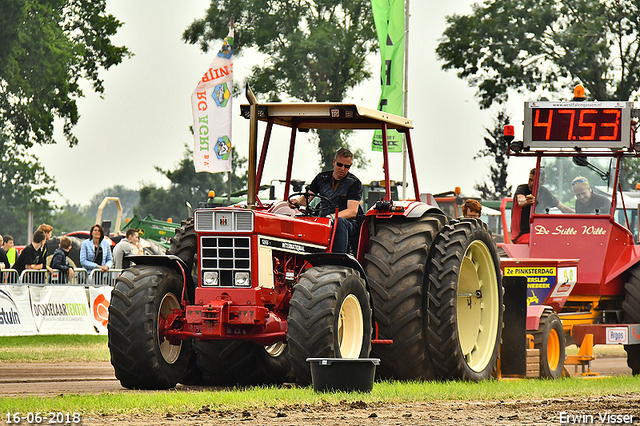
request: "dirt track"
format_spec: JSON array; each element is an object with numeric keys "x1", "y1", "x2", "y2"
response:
[{"x1": 0, "y1": 358, "x2": 636, "y2": 425}]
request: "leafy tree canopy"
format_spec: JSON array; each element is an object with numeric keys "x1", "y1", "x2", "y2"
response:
[
  {"x1": 436, "y1": 0, "x2": 640, "y2": 108},
  {"x1": 0, "y1": 134, "x2": 55, "y2": 244},
  {"x1": 0, "y1": 0, "x2": 131, "y2": 148},
  {"x1": 135, "y1": 145, "x2": 248, "y2": 221},
  {"x1": 183, "y1": 0, "x2": 377, "y2": 169}
]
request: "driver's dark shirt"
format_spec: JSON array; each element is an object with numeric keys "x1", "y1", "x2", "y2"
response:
[
  {"x1": 514, "y1": 184, "x2": 559, "y2": 238},
  {"x1": 308, "y1": 170, "x2": 362, "y2": 224}
]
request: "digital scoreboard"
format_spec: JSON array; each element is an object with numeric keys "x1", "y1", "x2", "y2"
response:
[{"x1": 523, "y1": 101, "x2": 633, "y2": 149}]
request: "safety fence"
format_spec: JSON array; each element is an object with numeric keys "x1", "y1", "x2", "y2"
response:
[
  {"x1": 1, "y1": 268, "x2": 123, "y2": 286},
  {"x1": 0, "y1": 268, "x2": 124, "y2": 336}
]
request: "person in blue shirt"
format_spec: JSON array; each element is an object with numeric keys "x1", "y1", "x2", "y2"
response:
[{"x1": 80, "y1": 224, "x2": 113, "y2": 273}]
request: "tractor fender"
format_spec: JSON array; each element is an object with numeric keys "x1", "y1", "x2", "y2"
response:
[
  {"x1": 125, "y1": 255, "x2": 196, "y2": 303},
  {"x1": 405, "y1": 202, "x2": 444, "y2": 219},
  {"x1": 526, "y1": 304, "x2": 554, "y2": 331},
  {"x1": 302, "y1": 252, "x2": 376, "y2": 328}
]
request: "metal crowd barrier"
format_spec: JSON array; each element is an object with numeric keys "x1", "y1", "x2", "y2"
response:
[
  {"x1": 89, "y1": 269, "x2": 123, "y2": 286},
  {"x1": 1, "y1": 269, "x2": 19, "y2": 284},
  {"x1": 1, "y1": 268, "x2": 123, "y2": 286}
]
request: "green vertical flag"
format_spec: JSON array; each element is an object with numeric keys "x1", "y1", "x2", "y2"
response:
[{"x1": 371, "y1": 0, "x2": 405, "y2": 152}]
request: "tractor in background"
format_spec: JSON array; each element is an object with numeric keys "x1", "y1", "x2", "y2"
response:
[{"x1": 501, "y1": 89, "x2": 640, "y2": 377}]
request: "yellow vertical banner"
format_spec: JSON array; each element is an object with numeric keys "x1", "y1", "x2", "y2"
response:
[{"x1": 371, "y1": 0, "x2": 405, "y2": 152}]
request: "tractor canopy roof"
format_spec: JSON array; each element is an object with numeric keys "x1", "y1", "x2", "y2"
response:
[{"x1": 240, "y1": 103, "x2": 413, "y2": 131}]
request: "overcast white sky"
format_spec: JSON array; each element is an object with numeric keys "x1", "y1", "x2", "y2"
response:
[{"x1": 34, "y1": 0, "x2": 536, "y2": 207}]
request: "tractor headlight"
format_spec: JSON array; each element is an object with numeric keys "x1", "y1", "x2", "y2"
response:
[
  {"x1": 235, "y1": 272, "x2": 250, "y2": 287},
  {"x1": 203, "y1": 271, "x2": 219, "y2": 286}
]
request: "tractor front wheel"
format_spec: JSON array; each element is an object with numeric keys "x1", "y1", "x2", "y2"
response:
[
  {"x1": 108, "y1": 265, "x2": 191, "y2": 389},
  {"x1": 287, "y1": 265, "x2": 372, "y2": 385},
  {"x1": 532, "y1": 309, "x2": 565, "y2": 379}
]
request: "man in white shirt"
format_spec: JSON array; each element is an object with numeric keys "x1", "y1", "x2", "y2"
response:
[{"x1": 113, "y1": 229, "x2": 140, "y2": 269}]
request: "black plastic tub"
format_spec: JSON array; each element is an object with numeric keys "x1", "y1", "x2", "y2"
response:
[{"x1": 306, "y1": 358, "x2": 380, "y2": 392}]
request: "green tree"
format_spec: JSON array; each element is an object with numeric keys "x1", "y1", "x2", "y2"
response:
[
  {"x1": 0, "y1": 135, "x2": 55, "y2": 244},
  {"x1": 50, "y1": 203, "x2": 94, "y2": 235},
  {"x1": 436, "y1": 0, "x2": 640, "y2": 108},
  {"x1": 474, "y1": 110, "x2": 513, "y2": 199},
  {"x1": 135, "y1": 145, "x2": 248, "y2": 221},
  {"x1": 183, "y1": 0, "x2": 377, "y2": 169},
  {"x1": 0, "y1": 0, "x2": 130, "y2": 148}
]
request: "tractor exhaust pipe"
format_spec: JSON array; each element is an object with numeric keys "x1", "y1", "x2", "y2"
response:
[{"x1": 246, "y1": 84, "x2": 258, "y2": 208}]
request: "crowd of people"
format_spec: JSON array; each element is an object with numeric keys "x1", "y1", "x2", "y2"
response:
[{"x1": 0, "y1": 223, "x2": 141, "y2": 283}]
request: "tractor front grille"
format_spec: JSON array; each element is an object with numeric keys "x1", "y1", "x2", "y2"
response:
[
  {"x1": 195, "y1": 210, "x2": 254, "y2": 232},
  {"x1": 200, "y1": 236, "x2": 251, "y2": 287}
]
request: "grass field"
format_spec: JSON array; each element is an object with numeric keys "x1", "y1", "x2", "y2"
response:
[{"x1": 0, "y1": 335, "x2": 638, "y2": 417}]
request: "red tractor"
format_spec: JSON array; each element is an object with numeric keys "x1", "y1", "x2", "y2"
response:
[
  {"x1": 107, "y1": 88, "x2": 504, "y2": 389},
  {"x1": 502, "y1": 92, "x2": 640, "y2": 378}
]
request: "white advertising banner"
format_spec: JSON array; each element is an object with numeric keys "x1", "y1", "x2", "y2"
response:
[
  {"x1": 0, "y1": 286, "x2": 38, "y2": 336},
  {"x1": 191, "y1": 27, "x2": 234, "y2": 173},
  {"x1": 88, "y1": 286, "x2": 112, "y2": 334},
  {"x1": 30, "y1": 286, "x2": 95, "y2": 334}
]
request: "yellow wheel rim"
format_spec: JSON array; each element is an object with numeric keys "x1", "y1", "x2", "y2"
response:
[
  {"x1": 158, "y1": 293, "x2": 182, "y2": 364},
  {"x1": 547, "y1": 328, "x2": 560, "y2": 370},
  {"x1": 456, "y1": 240, "x2": 500, "y2": 372},
  {"x1": 338, "y1": 294, "x2": 364, "y2": 358}
]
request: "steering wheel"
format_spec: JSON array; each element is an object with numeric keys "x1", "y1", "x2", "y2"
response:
[{"x1": 287, "y1": 192, "x2": 333, "y2": 217}]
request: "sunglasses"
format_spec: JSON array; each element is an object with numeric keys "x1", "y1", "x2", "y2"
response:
[
  {"x1": 336, "y1": 162, "x2": 351, "y2": 169},
  {"x1": 571, "y1": 178, "x2": 587, "y2": 186}
]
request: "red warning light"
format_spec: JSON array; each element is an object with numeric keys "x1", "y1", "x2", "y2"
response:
[{"x1": 504, "y1": 125, "x2": 515, "y2": 137}]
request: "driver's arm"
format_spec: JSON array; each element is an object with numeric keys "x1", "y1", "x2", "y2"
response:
[
  {"x1": 557, "y1": 202, "x2": 575, "y2": 214},
  {"x1": 338, "y1": 199, "x2": 359, "y2": 220},
  {"x1": 289, "y1": 191, "x2": 315, "y2": 208}
]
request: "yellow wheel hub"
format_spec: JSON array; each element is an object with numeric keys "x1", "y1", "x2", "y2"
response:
[
  {"x1": 158, "y1": 293, "x2": 182, "y2": 364},
  {"x1": 456, "y1": 240, "x2": 500, "y2": 372},
  {"x1": 338, "y1": 294, "x2": 364, "y2": 358}
]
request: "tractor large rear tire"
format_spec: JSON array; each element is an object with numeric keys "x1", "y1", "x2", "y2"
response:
[
  {"x1": 193, "y1": 340, "x2": 291, "y2": 386},
  {"x1": 532, "y1": 309, "x2": 565, "y2": 379},
  {"x1": 622, "y1": 266, "x2": 640, "y2": 375},
  {"x1": 426, "y1": 219, "x2": 503, "y2": 381},
  {"x1": 169, "y1": 219, "x2": 197, "y2": 272},
  {"x1": 364, "y1": 214, "x2": 446, "y2": 380},
  {"x1": 287, "y1": 265, "x2": 372, "y2": 385},
  {"x1": 108, "y1": 265, "x2": 192, "y2": 389}
]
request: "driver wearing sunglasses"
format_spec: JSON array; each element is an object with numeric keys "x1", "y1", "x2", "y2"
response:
[{"x1": 288, "y1": 147, "x2": 362, "y2": 253}]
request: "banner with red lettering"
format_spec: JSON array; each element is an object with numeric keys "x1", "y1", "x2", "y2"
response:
[
  {"x1": 191, "y1": 27, "x2": 234, "y2": 173},
  {"x1": 88, "y1": 286, "x2": 112, "y2": 334}
]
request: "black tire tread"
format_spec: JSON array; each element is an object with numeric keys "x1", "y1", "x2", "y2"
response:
[
  {"x1": 364, "y1": 215, "x2": 446, "y2": 380},
  {"x1": 287, "y1": 265, "x2": 372, "y2": 385},
  {"x1": 108, "y1": 265, "x2": 190, "y2": 389},
  {"x1": 532, "y1": 309, "x2": 565, "y2": 379},
  {"x1": 426, "y1": 219, "x2": 503, "y2": 381}
]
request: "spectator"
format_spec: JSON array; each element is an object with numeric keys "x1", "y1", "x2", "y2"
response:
[
  {"x1": 462, "y1": 199, "x2": 482, "y2": 219},
  {"x1": 511, "y1": 168, "x2": 574, "y2": 244},
  {"x1": 80, "y1": 224, "x2": 113, "y2": 273},
  {"x1": 0, "y1": 235, "x2": 8, "y2": 270},
  {"x1": 571, "y1": 176, "x2": 610, "y2": 214},
  {"x1": 50, "y1": 236, "x2": 75, "y2": 284},
  {"x1": 288, "y1": 147, "x2": 362, "y2": 253},
  {"x1": 36, "y1": 224, "x2": 54, "y2": 273},
  {"x1": 1, "y1": 235, "x2": 17, "y2": 267},
  {"x1": 113, "y1": 229, "x2": 140, "y2": 269},
  {"x1": 14, "y1": 231, "x2": 46, "y2": 277}
]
